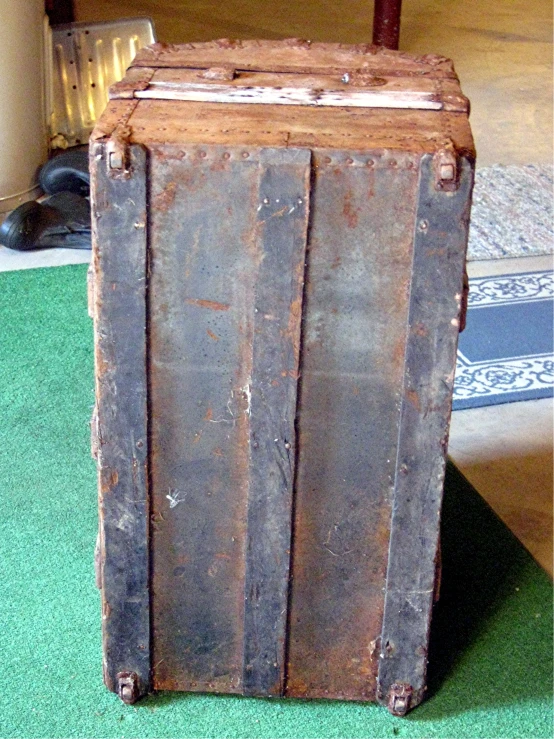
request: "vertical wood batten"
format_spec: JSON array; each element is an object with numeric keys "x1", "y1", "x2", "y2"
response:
[
  {"x1": 92, "y1": 143, "x2": 150, "y2": 700},
  {"x1": 242, "y1": 148, "x2": 311, "y2": 696},
  {"x1": 378, "y1": 155, "x2": 473, "y2": 713}
]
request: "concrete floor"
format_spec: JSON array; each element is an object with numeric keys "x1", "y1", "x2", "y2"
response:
[{"x1": 3, "y1": 0, "x2": 553, "y2": 572}]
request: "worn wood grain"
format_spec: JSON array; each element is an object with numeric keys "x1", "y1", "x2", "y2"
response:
[
  {"x1": 91, "y1": 143, "x2": 150, "y2": 699},
  {"x1": 110, "y1": 68, "x2": 467, "y2": 113},
  {"x1": 243, "y1": 148, "x2": 311, "y2": 696},
  {"x1": 377, "y1": 154, "x2": 474, "y2": 713},
  {"x1": 131, "y1": 39, "x2": 458, "y2": 79},
  {"x1": 124, "y1": 100, "x2": 474, "y2": 156}
]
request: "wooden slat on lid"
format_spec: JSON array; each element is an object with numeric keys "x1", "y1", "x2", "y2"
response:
[
  {"x1": 111, "y1": 68, "x2": 467, "y2": 113},
  {"x1": 130, "y1": 39, "x2": 458, "y2": 78}
]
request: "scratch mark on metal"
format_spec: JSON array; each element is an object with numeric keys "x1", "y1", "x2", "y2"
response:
[
  {"x1": 185, "y1": 298, "x2": 230, "y2": 311},
  {"x1": 166, "y1": 488, "x2": 187, "y2": 508}
]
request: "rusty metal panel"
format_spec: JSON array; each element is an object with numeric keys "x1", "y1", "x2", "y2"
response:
[
  {"x1": 91, "y1": 143, "x2": 150, "y2": 702},
  {"x1": 148, "y1": 145, "x2": 257, "y2": 694},
  {"x1": 377, "y1": 154, "x2": 473, "y2": 715},
  {"x1": 286, "y1": 150, "x2": 420, "y2": 702},
  {"x1": 148, "y1": 145, "x2": 310, "y2": 696},
  {"x1": 243, "y1": 149, "x2": 311, "y2": 696}
]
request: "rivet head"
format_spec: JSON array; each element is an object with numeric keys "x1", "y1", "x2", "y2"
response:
[
  {"x1": 116, "y1": 671, "x2": 140, "y2": 705},
  {"x1": 121, "y1": 685, "x2": 133, "y2": 702},
  {"x1": 108, "y1": 150, "x2": 123, "y2": 170},
  {"x1": 242, "y1": 152, "x2": 249, "y2": 158},
  {"x1": 440, "y1": 162, "x2": 455, "y2": 180},
  {"x1": 418, "y1": 219, "x2": 429, "y2": 232},
  {"x1": 199, "y1": 151, "x2": 207, "y2": 158},
  {"x1": 387, "y1": 683, "x2": 414, "y2": 717}
]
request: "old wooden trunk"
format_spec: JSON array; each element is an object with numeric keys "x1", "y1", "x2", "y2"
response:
[{"x1": 90, "y1": 39, "x2": 474, "y2": 715}]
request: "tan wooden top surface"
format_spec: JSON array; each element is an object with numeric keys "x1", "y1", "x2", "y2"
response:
[
  {"x1": 93, "y1": 40, "x2": 474, "y2": 157},
  {"x1": 131, "y1": 39, "x2": 458, "y2": 78}
]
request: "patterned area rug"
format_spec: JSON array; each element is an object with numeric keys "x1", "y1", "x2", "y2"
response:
[
  {"x1": 467, "y1": 165, "x2": 553, "y2": 260},
  {"x1": 453, "y1": 270, "x2": 553, "y2": 409}
]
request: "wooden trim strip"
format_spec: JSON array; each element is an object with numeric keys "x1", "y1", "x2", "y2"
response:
[
  {"x1": 92, "y1": 143, "x2": 150, "y2": 702},
  {"x1": 242, "y1": 148, "x2": 311, "y2": 696},
  {"x1": 132, "y1": 83, "x2": 445, "y2": 110},
  {"x1": 377, "y1": 154, "x2": 473, "y2": 714}
]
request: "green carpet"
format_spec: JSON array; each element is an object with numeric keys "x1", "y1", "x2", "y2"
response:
[{"x1": 0, "y1": 263, "x2": 552, "y2": 739}]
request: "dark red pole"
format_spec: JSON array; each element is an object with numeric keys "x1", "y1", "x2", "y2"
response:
[
  {"x1": 45, "y1": 0, "x2": 75, "y2": 24},
  {"x1": 372, "y1": 0, "x2": 403, "y2": 50}
]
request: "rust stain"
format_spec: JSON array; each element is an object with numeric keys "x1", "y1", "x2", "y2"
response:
[
  {"x1": 368, "y1": 637, "x2": 380, "y2": 663},
  {"x1": 270, "y1": 205, "x2": 290, "y2": 219},
  {"x1": 286, "y1": 294, "x2": 303, "y2": 363},
  {"x1": 204, "y1": 407, "x2": 213, "y2": 422},
  {"x1": 392, "y1": 334, "x2": 407, "y2": 368},
  {"x1": 185, "y1": 298, "x2": 230, "y2": 311},
  {"x1": 212, "y1": 447, "x2": 224, "y2": 457},
  {"x1": 95, "y1": 347, "x2": 109, "y2": 379},
  {"x1": 331, "y1": 256, "x2": 341, "y2": 269},
  {"x1": 342, "y1": 190, "x2": 360, "y2": 228},
  {"x1": 413, "y1": 322, "x2": 428, "y2": 337},
  {"x1": 406, "y1": 389, "x2": 421, "y2": 412},
  {"x1": 101, "y1": 468, "x2": 118, "y2": 494},
  {"x1": 367, "y1": 169, "x2": 375, "y2": 198},
  {"x1": 152, "y1": 182, "x2": 177, "y2": 212},
  {"x1": 425, "y1": 247, "x2": 447, "y2": 257},
  {"x1": 286, "y1": 677, "x2": 309, "y2": 696},
  {"x1": 206, "y1": 329, "x2": 220, "y2": 341}
]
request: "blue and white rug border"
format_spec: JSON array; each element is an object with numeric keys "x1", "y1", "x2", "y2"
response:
[
  {"x1": 466, "y1": 270, "x2": 553, "y2": 308},
  {"x1": 453, "y1": 270, "x2": 554, "y2": 411}
]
